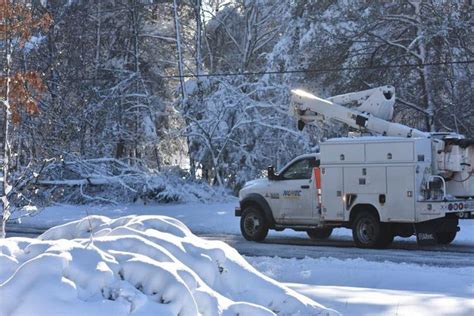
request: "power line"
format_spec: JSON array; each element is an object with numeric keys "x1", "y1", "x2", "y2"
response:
[
  {"x1": 84, "y1": 1, "x2": 174, "y2": 15},
  {"x1": 156, "y1": 60, "x2": 473, "y2": 79},
  {"x1": 47, "y1": 60, "x2": 473, "y2": 82}
]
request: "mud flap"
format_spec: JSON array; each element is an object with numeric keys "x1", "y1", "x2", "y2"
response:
[
  {"x1": 414, "y1": 221, "x2": 436, "y2": 245},
  {"x1": 414, "y1": 217, "x2": 459, "y2": 246},
  {"x1": 415, "y1": 231, "x2": 437, "y2": 245}
]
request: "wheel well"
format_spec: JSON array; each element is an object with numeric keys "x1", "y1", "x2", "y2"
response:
[
  {"x1": 240, "y1": 194, "x2": 276, "y2": 228},
  {"x1": 349, "y1": 204, "x2": 380, "y2": 225},
  {"x1": 241, "y1": 200, "x2": 263, "y2": 214}
]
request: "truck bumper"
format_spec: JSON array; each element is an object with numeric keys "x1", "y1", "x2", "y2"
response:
[
  {"x1": 235, "y1": 207, "x2": 242, "y2": 217},
  {"x1": 458, "y1": 211, "x2": 473, "y2": 219},
  {"x1": 417, "y1": 200, "x2": 474, "y2": 221}
]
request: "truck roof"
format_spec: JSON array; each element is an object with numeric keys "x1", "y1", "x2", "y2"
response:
[
  {"x1": 323, "y1": 136, "x2": 427, "y2": 144},
  {"x1": 292, "y1": 153, "x2": 320, "y2": 159},
  {"x1": 278, "y1": 153, "x2": 320, "y2": 173}
]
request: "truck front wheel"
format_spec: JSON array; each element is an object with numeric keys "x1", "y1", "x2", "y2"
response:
[
  {"x1": 435, "y1": 231, "x2": 457, "y2": 244},
  {"x1": 240, "y1": 207, "x2": 269, "y2": 242},
  {"x1": 307, "y1": 228, "x2": 333, "y2": 240},
  {"x1": 352, "y1": 211, "x2": 393, "y2": 248}
]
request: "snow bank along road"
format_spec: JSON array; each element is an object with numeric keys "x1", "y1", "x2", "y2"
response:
[{"x1": 1, "y1": 215, "x2": 336, "y2": 315}]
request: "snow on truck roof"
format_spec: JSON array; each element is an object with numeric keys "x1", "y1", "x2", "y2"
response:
[
  {"x1": 323, "y1": 136, "x2": 427, "y2": 143},
  {"x1": 293, "y1": 153, "x2": 319, "y2": 159}
]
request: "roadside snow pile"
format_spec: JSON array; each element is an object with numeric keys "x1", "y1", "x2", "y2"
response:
[{"x1": 0, "y1": 216, "x2": 335, "y2": 316}]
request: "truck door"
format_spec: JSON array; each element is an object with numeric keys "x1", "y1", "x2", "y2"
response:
[
  {"x1": 386, "y1": 166, "x2": 415, "y2": 221},
  {"x1": 320, "y1": 167, "x2": 345, "y2": 221},
  {"x1": 276, "y1": 157, "x2": 318, "y2": 224}
]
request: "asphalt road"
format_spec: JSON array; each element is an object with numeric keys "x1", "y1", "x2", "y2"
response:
[
  {"x1": 201, "y1": 233, "x2": 474, "y2": 268},
  {"x1": 7, "y1": 225, "x2": 474, "y2": 268}
]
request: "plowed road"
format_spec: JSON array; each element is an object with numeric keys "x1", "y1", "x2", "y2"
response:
[
  {"x1": 7, "y1": 225, "x2": 474, "y2": 268},
  {"x1": 202, "y1": 233, "x2": 474, "y2": 267}
]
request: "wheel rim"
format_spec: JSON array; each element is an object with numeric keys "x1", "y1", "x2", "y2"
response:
[
  {"x1": 244, "y1": 214, "x2": 260, "y2": 236},
  {"x1": 358, "y1": 218, "x2": 376, "y2": 244}
]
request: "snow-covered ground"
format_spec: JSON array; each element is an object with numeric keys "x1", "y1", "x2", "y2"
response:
[
  {"x1": 1, "y1": 215, "x2": 335, "y2": 315},
  {"x1": 6, "y1": 202, "x2": 474, "y2": 316},
  {"x1": 248, "y1": 256, "x2": 474, "y2": 316},
  {"x1": 12, "y1": 202, "x2": 245, "y2": 235}
]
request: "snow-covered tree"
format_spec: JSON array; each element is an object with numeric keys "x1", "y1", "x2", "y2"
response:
[
  {"x1": 0, "y1": 0, "x2": 470, "y2": 202},
  {"x1": 176, "y1": 0, "x2": 321, "y2": 189},
  {"x1": 1, "y1": 0, "x2": 51, "y2": 237}
]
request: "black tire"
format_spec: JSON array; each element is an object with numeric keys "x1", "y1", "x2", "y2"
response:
[
  {"x1": 307, "y1": 228, "x2": 333, "y2": 240},
  {"x1": 352, "y1": 211, "x2": 393, "y2": 248},
  {"x1": 435, "y1": 231, "x2": 456, "y2": 245},
  {"x1": 240, "y1": 206, "x2": 269, "y2": 242}
]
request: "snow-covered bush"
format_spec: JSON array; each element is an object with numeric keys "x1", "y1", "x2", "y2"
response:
[{"x1": 0, "y1": 215, "x2": 336, "y2": 315}]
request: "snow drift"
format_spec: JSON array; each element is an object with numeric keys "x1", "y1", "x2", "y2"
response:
[{"x1": 0, "y1": 215, "x2": 335, "y2": 315}]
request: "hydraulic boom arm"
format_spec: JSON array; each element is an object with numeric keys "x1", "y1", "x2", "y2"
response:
[{"x1": 290, "y1": 86, "x2": 429, "y2": 138}]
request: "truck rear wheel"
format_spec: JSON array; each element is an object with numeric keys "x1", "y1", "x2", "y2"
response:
[
  {"x1": 307, "y1": 228, "x2": 333, "y2": 240},
  {"x1": 352, "y1": 211, "x2": 393, "y2": 248},
  {"x1": 435, "y1": 231, "x2": 456, "y2": 244},
  {"x1": 240, "y1": 206, "x2": 269, "y2": 242}
]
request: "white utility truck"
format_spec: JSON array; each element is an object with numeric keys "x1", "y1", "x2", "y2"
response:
[{"x1": 235, "y1": 86, "x2": 473, "y2": 248}]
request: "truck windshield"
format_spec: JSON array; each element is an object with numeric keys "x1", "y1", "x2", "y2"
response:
[{"x1": 281, "y1": 158, "x2": 319, "y2": 180}]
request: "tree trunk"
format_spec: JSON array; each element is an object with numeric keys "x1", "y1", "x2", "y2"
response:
[
  {"x1": 413, "y1": 1, "x2": 435, "y2": 132},
  {"x1": 1, "y1": 28, "x2": 13, "y2": 238},
  {"x1": 173, "y1": 0, "x2": 196, "y2": 179}
]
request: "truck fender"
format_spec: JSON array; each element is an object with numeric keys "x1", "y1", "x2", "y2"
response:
[
  {"x1": 240, "y1": 193, "x2": 276, "y2": 227},
  {"x1": 349, "y1": 203, "x2": 382, "y2": 224}
]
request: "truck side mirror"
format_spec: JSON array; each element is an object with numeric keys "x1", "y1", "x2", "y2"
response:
[
  {"x1": 298, "y1": 120, "x2": 305, "y2": 131},
  {"x1": 267, "y1": 166, "x2": 277, "y2": 180}
]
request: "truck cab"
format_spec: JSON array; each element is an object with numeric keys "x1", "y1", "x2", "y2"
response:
[
  {"x1": 239, "y1": 154, "x2": 320, "y2": 226},
  {"x1": 237, "y1": 153, "x2": 332, "y2": 243}
]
